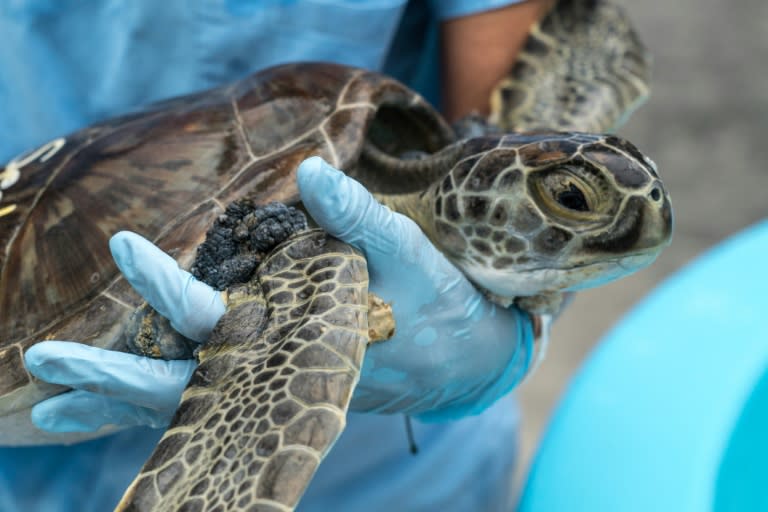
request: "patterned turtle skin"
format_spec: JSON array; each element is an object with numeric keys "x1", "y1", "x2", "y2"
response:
[
  {"x1": 115, "y1": 225, "x2": 371, "y2": 511},
  {"x1": 0, "y1": 0, "x2": 672, "y2": 510}
]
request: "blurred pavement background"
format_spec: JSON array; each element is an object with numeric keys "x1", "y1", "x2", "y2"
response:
[{"x1": 516, "y1": 0, "x2": 768, "y2": 486}]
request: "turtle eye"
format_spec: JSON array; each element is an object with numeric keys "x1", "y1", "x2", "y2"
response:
[{"x1": 556, "y1": 183, "x2": 590, "y2": 212}]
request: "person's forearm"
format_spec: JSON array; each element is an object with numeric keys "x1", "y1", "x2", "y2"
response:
[{"x1": 440, "y1": 0, "x2": 553, "y2": 121}]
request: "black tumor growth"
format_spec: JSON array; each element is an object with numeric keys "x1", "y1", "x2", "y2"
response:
[{"x1": 192, "y1": 201, "x2": 307, "y2": 290}]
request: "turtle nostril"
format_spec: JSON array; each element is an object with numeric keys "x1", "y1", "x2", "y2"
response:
[{"x1": 650, "y1": 187, "x2": 662, "y2": 202}]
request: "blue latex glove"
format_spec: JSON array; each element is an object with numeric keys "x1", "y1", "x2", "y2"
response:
[
  {"x1": 26, "y1": 157, "x2": 533, "y2": 433},
  {"x1": 297, "y1": 157, "x2": 534, "y2": 419},
  {"x1": 24, "y1": 237, "x2": 225, "y2": 432}
]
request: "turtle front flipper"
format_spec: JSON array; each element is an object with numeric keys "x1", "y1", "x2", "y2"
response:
[{"x1": 116, "y1": 229, "x2": 369, "y2": 512}]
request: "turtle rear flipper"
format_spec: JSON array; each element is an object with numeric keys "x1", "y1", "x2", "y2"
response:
[
  {"x1": 490, "y1": 0, "x2": 652, "y2": 133},
  {"x1": 116, "y1": 230, "x2": 369, "y2": 512}
]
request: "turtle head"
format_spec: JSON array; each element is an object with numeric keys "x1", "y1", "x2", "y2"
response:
[{"x1": 428, "y1": 133, "x2": 672, "y2": 299}]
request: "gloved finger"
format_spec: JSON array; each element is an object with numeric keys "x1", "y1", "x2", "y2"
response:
[
  {"x1": 31, "y1": 390, "x2": 172, "y2": 433},
  {"x1": 25, "y1": 341, "x2": 195, "y2": 413},
  {"x1": 109, "y1": 231, "x2": 225, "y2": 342},
  {"x1": 297, "y1": 156, "x2": 459, "y2": 294}
]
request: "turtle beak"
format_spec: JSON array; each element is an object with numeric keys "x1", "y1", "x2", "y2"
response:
[
  {"x1": 581, "y1": 180, "x2": 672, "y2": 257},
  {"x1": 637, "y1": 180, "x2": 673, "y2": 252}
]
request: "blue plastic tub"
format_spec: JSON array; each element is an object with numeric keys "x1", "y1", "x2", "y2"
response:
[{"x1": 520, "y1": 220, "x2": 768, "y2": 512}]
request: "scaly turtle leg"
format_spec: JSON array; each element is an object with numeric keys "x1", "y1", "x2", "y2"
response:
[{"x1": 116, "y1": 228, "x2": 371, "y2": 511}]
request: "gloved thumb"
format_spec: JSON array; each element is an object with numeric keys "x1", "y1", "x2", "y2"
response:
[
  {"x1": 109, "y1": 231, "x2": 225, "y2": 342},
  {"x1": 296, "y1": 157, "x2": 442, "y2": 274}
]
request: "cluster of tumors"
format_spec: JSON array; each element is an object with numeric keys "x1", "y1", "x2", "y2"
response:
[{"x1": 192, "y1": 201, "x2": 308, "y2": 290}]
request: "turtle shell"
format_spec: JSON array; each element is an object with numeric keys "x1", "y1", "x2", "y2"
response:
[{"x1": 0, "y1": 63, "x2": 453, "y2": 428}]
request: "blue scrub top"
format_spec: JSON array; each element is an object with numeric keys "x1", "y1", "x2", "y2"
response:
[
  {"x1": 0, "y1": 0, "x2": 522, "y2": 164},
  {"x1": 0, "y1": 1, "x2": 526, "y2": 511},
  {"x1": 0, "y1": 396, "x2": 521, "y2": 511}
]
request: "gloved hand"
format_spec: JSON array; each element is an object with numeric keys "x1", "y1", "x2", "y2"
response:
[
  {"x1": 24, "y1": 232, "x2": 223, "y2": 431},
  {"x1": 25, "y1": 157, "x2": 534, "y2": 433},
  {"x1": 298, "y1": 157, "x2": 535, "y2": 420}
]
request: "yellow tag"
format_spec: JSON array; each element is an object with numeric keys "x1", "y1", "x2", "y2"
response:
[{"x1": 0, "y1": 204, "x2": 17, "y2": 218}]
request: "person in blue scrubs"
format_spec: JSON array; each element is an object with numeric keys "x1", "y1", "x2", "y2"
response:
[{"x1": 0, "y1": 1, "x2": 552, "y2": 510}]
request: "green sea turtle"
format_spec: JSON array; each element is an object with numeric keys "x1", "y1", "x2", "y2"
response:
[{"x1": 0, "y1": 0, "x2": 671, "y2": 510}]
